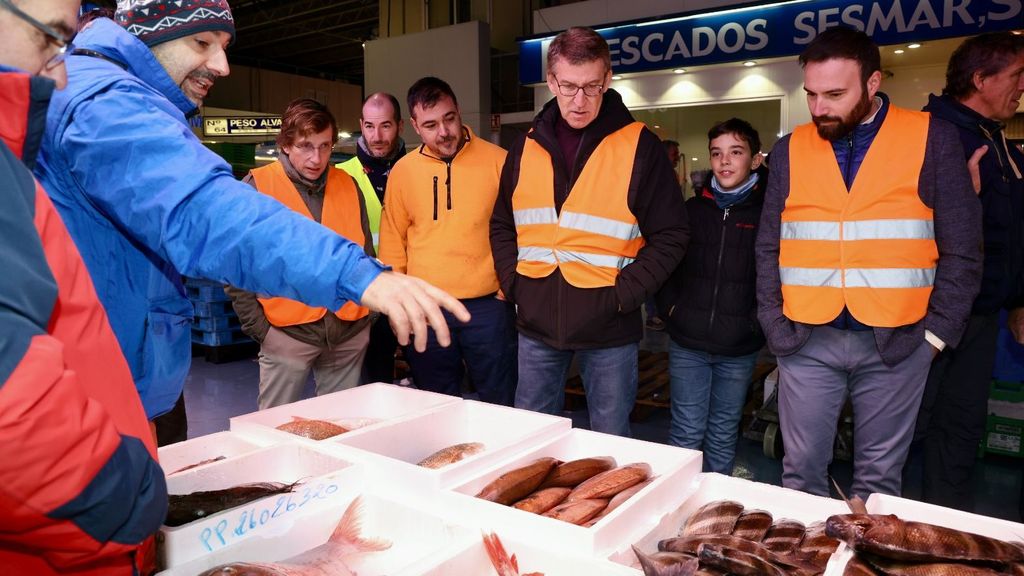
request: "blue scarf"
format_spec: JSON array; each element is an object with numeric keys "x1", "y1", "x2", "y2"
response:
[{"x1": 711, "y1": 172, "x2": 759, "y2": 209}]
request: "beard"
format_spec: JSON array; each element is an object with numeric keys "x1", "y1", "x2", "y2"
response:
[{"x1": 813, "y1": 89, "x2": 873, "y2": 141}]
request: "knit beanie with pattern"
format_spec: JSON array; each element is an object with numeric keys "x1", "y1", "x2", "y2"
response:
[{"x1": 115, "y1": 0, "x2": 235, "y2": 47}]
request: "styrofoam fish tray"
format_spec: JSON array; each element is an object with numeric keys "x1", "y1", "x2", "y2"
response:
[
  {"x1": 157, "y1": 490, "x2": 476, "y2": 576},
  {"x1": 403, "y1": 531, "x2": 643, "y2": 576},
  {"x1": 229, "y1": 382, "x2": 461, "y2": 445},
  {"x1": 444, "y1": 428, "x2": 703, "y2": 558},
  {"x1": 158, "y1": 443, "x2": 362, "y2": 570},
  {"x1": 159, "y1": 431, "x2": 266, "y2": 477},
  {"x1": 621, "y1": 472, "x2": 852, "y2": 569},
  {"x1": 321, "y1": 399, "x2": 572, "y2": 493},
  {"x1": 826, "y1": 492, "x2": 1024, "y2": 575}
]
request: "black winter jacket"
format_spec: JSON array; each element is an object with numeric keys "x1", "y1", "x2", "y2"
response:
[
  {"x1": 923, "y1": 94, "x2": 1024, "y2": 315},
  {"x1": 490, "y1": 90, "x2": 689, "y2": 349},
  {"x1": 658, "y1": 175, "x2": 766, "y2": 356}
]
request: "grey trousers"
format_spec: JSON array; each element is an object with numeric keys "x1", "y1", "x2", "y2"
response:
[
  {"x1": 257, "y1": 325, "x2": 370, "y2": 410},
  {"x1": 776, "y1": 326, "x2": 933, "y2": 499}
]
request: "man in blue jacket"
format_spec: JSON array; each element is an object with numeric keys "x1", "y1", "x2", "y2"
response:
[
  {"x1": 915, "y1": 32, "x2": 1024, "y2": 512},
  {"x1": 34, "y1": 0, "x2": 468, "y2": 444}
]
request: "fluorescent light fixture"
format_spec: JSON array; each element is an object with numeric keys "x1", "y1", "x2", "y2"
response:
[
  {"x1": 894, "y1": 49, "x2": 905, "y2": 54},
  {"x1": 743, "y1": 61, "x2": 757, "y2": 67},
  {"x1": 691, "y1": 157, "x2": 698, "y2": 161},
  {"x1": 612, "y1": 75, "x2": 623, "y2": 80},
  {"x1": 654, "y1": 125, "x2": 661, "y2": 129},
  {"x1": 673, "y1": 68, "x2": 686, "y2": 74},
  {"x1": 907, "y1": 43, "x2": 921, "y2": 49},
  {"x1": 339, "y1": 131, "x2": 352, "y2": 138}
]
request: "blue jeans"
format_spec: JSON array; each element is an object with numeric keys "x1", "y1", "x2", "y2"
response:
[
  {"x1": 515, "y1": 334, "x2": 638, "y2": 437},
  {"x1": 668, "y1": 341, "x2": 758, "y2": 475},
  {"x1": 404, "y1": 295, "x2": 517, "y2": 406}
]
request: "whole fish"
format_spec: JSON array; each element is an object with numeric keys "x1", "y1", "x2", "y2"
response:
[
  {"x1": 165, "y1": 481, "x2": 299, "y2": 527},
  {"x1": 860, "y1": 553, "x2": 1013, "y2": 575},
  {"x1": 539, "y1": 456, "x2": 616, "y2": 488},
  {"x1": 825, "y1": 514, "x2": 1024, "y2": 564},
  {"x1": 585, "y1": 478, "x2": 654, "y2": 526},
  {"x1": 482, "y1": 532, "x2": 544, "y2": 576},
  {"x1": 417, "y1": 442, "x2": 485, "y2": 469},
  {"x1": 658, "y1": 534, "x2": 821, "y2": 575},
  {"x1": 632, "y1": 545, "x2": 700, "y2": 576},
  {"x1": 167, "y1": 455, "x2": 227, "y2": 476},
  {"x1": 566, "y1": 462, "x2": 651, "y2": 502},
  {"x1": 798, "y1": 519, "x2": 840, "y2": 567},
  {"x1": 275, "y1": 416, "x2": 349, "y2": 440},
  {"x1": 731, "y1": 509, "x2": 774, "y2": 542},
  {"x1": 762, "y1": 518, "x2": 807, "y2": 553},
  {"x1": 697, "y1": 543, "x2": 788, "y2": 576},
  {"x1": 542, "y1": 498, "x2": 608, "y2": 525},
  {"x1": 198, "y1": 495, "x2": 390, "y2": 575},
  {"x1": 679, "y1": 500, "x2": 744, "y2": 537},
  {"x1": 476, "y1": 457, "x2": 559, "y2": 506},
  {"x1": 512, "y1": 487, "x2": 571, "y2": 514}
]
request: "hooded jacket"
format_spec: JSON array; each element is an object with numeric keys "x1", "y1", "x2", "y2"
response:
[
  {"x1": 0, "y1": 66, "x2": 165, "y2": 576},
  {"x1": 34, "y1": 18, "x2": 386, "y2": 419},
  {"x1": 924, "y1": 93, "x2": 1024, "y2": 315},
  {"x1": 658, "y1": 174, "x2": 767, "y2": 356},
  {"x1": 490, "y1": 90, "x2": 689, "y2": 349}
]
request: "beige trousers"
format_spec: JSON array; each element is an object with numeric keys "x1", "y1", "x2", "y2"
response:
[{"x1": 257, "y1": 325, "x2": 370, "y2": 409}]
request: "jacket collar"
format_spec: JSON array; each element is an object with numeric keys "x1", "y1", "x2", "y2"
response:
[
  {"x1": 0, "y1": 65, "x2": 55, "y2": 169},
  {"x1": 356, "y1": 135, "x2": 407, "y2": 169},
  {"x1": 531, "y1": 88, "x2": 634, "y2": 150},
  {"x1": 924, "y1": 93, "x2": 1005, "y2": 137},
  {"x1": 73, "y1": 18, "x2": 198, "y2": 117}
]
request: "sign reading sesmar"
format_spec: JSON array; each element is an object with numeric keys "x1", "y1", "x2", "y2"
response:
[
  {"x1": 518, "y1": 0, "x2": 1022, "y2": 84},
  {"x1": 204, "y1": 115, "x2": 283, "y2": 136}
]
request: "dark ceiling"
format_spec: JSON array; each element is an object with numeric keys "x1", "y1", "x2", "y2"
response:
[{"x1": 229, "y1": 0, "x2": 379, "y2": 85}]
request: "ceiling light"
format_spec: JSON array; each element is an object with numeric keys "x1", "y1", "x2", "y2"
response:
[
  {"x1": 691, "y1": 157, "x2": 698, "y2": 161},
  {"x1": 907, "y1": 43, "x2": 921, "y2": 49},
  {"x1": 339, "y1": 131, "x2": 352, "y2": 138},
  {"x1": 654, "y1": 124, "x2": 661, "y2": 129},
  {"x1": 743, "y1": 61, "x2": 757, "y2": 67},
  {"x1": 611, "y1": 75, "x2": 623, "y2": 80},
  {"x1": 673, "y1": 68, "x2": 686, "y2": 74},
  {"x1": 894, "y1": 49, "x2": 905, "y2": 54}
]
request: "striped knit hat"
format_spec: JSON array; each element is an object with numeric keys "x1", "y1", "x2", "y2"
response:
[{"x1": 115, "y1": 0, "x2": 235, "y2": 47}]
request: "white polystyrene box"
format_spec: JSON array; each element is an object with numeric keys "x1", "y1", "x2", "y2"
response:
[
  {"x1": 404, "y1": 532, "x2": 642, "y2": 576},
  {"x1": 158, "y1": 443, "x2": 361, "y2": 570},
  {"x1": 824, "y1": 492, "x2": 1024, "y2": 575},
  {"x1": 229, "y1": 382, "x2": 461, "y2": 445},
  {"x1": 157, "y1": 490, "x2": 475, "y2": 576},
  {"x1": 322, "y1": 400, "x2": 571, "y2": 493},
  {"x1": 621, "y1": 473, "x2": 852, "y2": 569},
  {"x1": 158, "y1": 431, "x2": 266, "y2": 478},
  {"x1": 444, "y1": 428, "x2": 703, "y2": 557}
]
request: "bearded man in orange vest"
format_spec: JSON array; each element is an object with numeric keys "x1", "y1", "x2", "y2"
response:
[
  {"x1": 755, "y1": 27, "x2": 983, "y2": 500},
  {"x1": 490, "y1": 27, "x2": 689, "y2": 436},
  {"x1": 228, "y1": 98, "x2": 375, "y2": 409}
]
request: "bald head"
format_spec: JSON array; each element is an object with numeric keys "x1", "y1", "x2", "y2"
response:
[{"x1": 360, "y1": 92, "x2": 404, "y2": 158}]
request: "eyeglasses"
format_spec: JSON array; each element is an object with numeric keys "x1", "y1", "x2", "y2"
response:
[
  {"x1": 0, "y1": 0, "x2": 75, "y2": 70},
  {"x1": 552, "y1": 74, "x2": 605, "y2": 98},
  {"x1": 293, "y1": 141, "x2": 333, "y2": 157}
]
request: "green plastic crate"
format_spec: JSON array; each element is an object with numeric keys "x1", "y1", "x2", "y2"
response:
[{"x1": 984, "y1": 415, "x2": 1023, "y2": 457}]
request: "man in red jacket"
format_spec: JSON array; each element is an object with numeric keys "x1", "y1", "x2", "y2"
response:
[{"x1": 0, "y1": 1, "x2": 167, "y2": 574}]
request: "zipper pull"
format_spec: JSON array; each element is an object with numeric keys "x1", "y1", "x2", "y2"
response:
[{"x1": 723, "y1": 207, "x2": 730, "y2": 221}]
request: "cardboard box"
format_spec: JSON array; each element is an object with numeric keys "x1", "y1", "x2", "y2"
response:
[
  {"x1": 323, "y1": 400, "x2": 571, "y2": 492},
  {"x1": 157, "y1": 491, "x2": 476, "y2": 576},
  {"x1": 229, "y1": 382, "x2": 461, "y2": 445},
  {"x1": 158, "y1": 443, "x2": 361, "y2": 570},
  {"x1": 158, "y1": 431, "x2": 265, "y2": 477},
  {"x1": 622, "y1": 473, "x2": 851, "y2": 570},
  {"x1": 444, "y1": 428, "x2": 702, "y2": 558}
]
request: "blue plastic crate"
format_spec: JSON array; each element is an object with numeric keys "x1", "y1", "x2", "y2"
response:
[
  {"x1": 193, "y1": 300, "x2": 235, "y2": 318},
  {"x1": 193, "y1": 314, "x2": 240, "y2": 332},
  {"x1": 186, "y1": 283, "x2": 232, "y2": 303},
  {"x1": 191, "y1": 327, "x2": 251, "y2": 347},
  {"x1": 184, "y1": 277, "x2": 223, "y2": 288}
]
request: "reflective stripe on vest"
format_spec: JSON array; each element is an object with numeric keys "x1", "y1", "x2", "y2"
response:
[
  {"x1": 512, "y1": 122, "x2": 645, "y2": 288},
  {"x1": 780, "y1": 105, "x2": 936, "y2": 327},
  {"x1": 337, "y1": 156, "x2": 382, "y2": 253},
  {"x1": 252, "y1": 162, "x2": 370, "y2": 326}
]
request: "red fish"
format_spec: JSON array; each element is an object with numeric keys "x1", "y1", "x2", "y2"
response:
[{"x1": 483, "y1": 532, "x2": 544, "y2": 576}]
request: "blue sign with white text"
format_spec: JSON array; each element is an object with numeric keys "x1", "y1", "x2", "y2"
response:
[{"x1": 518, "y1": 0, "x2": 1022, "y2": 84}]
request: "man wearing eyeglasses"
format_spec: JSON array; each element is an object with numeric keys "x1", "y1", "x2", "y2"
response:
[
  {"x1": 33, "y1": 0, "x2": 469, "y2": 444},
  {"x1": 490, "y1": 27, "x2": 689, "y2": 436},
  {"x1": 226, "y1": 98, "x2": 376, "y2": 409},
  {"x1": 0, "y1": 0, "x2": 167, "y2": 574}
]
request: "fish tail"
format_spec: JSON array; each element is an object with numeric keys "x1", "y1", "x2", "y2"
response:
[
  {"x1": 483, "y1": 532, "x2": 520, "y2": 576},
  {"x1": 330, "y1": 496, "x2": 392, "y2": 553}
]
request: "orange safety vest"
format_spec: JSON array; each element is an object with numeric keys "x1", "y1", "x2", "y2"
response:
[
  {"x1": 512, "y1": 122, "x2": 645, "y2": 288},
  {"x1": 780, "y1": 105, "x2": 937, "y2": 328},
  {"x1": 251, "y1": 162, "x2": 370, "y2": 326}
]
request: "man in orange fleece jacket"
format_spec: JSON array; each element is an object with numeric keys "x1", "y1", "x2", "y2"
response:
[{"x1": 379, "y1": 76, "x2": 516, "y2": 405}]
